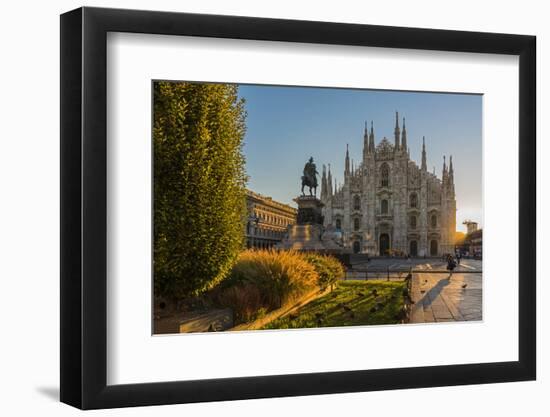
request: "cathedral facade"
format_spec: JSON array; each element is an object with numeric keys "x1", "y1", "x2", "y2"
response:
[{"x1": 320, "y1": 112, "x2": 456, "y2": 257}]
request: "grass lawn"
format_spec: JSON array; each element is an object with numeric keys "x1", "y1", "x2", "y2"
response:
[{"x1": 262, "y1": 280, "x2": 408, "y2": 330}]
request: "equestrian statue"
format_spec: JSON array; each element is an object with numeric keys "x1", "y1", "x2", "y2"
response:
[{"x1": 301, "y1": 157, "x2": 319, "y2": 196}]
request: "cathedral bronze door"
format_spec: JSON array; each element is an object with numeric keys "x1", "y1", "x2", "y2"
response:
[
  {"x1": 379, "y1": 233, "x2": 390, "y2": 256},
  {"x1": 430, "y1": 239, "x2": 438, "y2": 256},
  {"x1": 353, "y1": 241, "x2": 361, "y2": 254},
  {"x1": 410, "y1": 240, "x2": 418, "y2": 257}
]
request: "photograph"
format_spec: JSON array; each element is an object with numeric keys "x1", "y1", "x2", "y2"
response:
[
  {"x1": 152, "y1": 81, "x2": 483, "y2": 334},
  {"x1": 51, "y1": 4, "x2": 538, "y2": 411}
]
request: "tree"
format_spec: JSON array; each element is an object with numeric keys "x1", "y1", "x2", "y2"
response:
[
  {"x1": 153, "y1": 81, "x2": 247, "y2": 299},
  {"x1": 454, "y1": 231, "x2": 466, "y2": 246}
]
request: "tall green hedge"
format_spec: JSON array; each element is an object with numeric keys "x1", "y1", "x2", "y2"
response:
[{"x1": 153, "y1": 81, "x2": 247, "y2": 299}]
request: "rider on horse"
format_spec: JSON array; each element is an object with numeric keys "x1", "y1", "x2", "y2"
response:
[{"x1": 301, "y1": 157, "x2": 319, "y2": 196}]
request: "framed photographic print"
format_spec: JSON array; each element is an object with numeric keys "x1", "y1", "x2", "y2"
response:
[{"x1": 60, "y1": 6, "x2": 536, "y2": 409}]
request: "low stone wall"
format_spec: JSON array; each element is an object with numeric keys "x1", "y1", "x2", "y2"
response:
[
  {"x1": 154, "y1": 288, "x2": 331, "y2": 334},
  {"x1": 154, "y1": 308, "x2": 234, "y2": 334},
  {"x1": 408, "y1": 274, "x2": 423, "y2": 323},
  {"x1": 178, "y1": 308, "x2": 233, "y2": 333},
  {"x1": 230, "y1": 286, "x2": 331, "y2": 331}
]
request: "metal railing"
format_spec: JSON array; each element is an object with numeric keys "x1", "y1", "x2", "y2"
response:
[
  {"x1": 344, "y1": 269, "x2": 409, "y2": 281},
  {"x1": 343, "y1": 266, "x2": 482, "y2": 281}
]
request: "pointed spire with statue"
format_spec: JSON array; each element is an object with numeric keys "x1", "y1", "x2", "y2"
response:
[
  {"x1": 345, "y1": 144, "x2": 350, "y2": 177},
  {"x1": 421, "y1": 136, "x2": 427, "y2": 171},
  {"x1": 401, "y1": 117, "x2": 407, "y2": 152},
  {"x1": 394, "y1": 111, "x2": 401, "y2": 150}
]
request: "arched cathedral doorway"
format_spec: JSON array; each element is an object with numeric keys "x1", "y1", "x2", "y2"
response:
[
  {"x1": 379, "y1": 233, "x2": 390, "y2": 256},
  {"x1": 410, "y1": 240, "x2": 418, "y2": 257},
  {"x1": 430, "y1": 240, "x2": 438, "y2": 256},
  {"x1": 353, "y1": 241, "x2": 361, "y2": 254}
]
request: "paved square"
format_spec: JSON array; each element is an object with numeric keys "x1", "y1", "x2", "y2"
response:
[
  {"x1": 410, "y1": 259, "x2": 482, "y2": 323},
  {"x1": 346, "y1": 256, "x2": 482, "y2": 324}
]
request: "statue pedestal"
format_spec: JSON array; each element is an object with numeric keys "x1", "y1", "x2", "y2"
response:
[
  {"x1": 278, "y1": 223, "x2": 326, "y2": 251},
  {"x1": 295, "y1": 196, "x2": 324, "y2": 225},
  {"x1": 277, "y1": 196, "x2": 345, "y2": 252}
]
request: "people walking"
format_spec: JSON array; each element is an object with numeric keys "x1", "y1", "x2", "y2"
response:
[{"x1": 446, "y1": 254, "x2": 457, "y2": 279}]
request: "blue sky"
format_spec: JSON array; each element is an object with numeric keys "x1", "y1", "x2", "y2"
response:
[{"x1": 238, "y1": 84, "x2": 482, "y2": 232}]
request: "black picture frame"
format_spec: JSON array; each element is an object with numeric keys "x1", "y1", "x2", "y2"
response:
[{"x1": 60, "y1": 6, "x2": 536, "y2": 410}]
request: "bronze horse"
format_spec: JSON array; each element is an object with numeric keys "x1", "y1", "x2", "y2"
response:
[{"x1": 301, "y1": 157, "x2": 318, "y2": 196}]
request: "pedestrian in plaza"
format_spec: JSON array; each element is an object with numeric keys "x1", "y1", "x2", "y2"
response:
[
  {"x1": 456, "y1": 252, "x2": 462, "y2": 265},
  {"x1": 446, "y1": 254, "x2": 457, "y2": 279}
]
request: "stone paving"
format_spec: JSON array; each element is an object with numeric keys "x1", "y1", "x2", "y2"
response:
[
  {"x1": 410, "y1": 260, "x2": 482, "y2": 323},
  {"x1": 344, "y1": 257, "x2": 483, "y2": 323}
]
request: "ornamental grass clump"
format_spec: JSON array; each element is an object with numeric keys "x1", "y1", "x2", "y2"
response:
[
  {"x1": 214, "y1": 250, "x2": 319, "y2": 323},
  {"x1": 305, "y1": 254, "x2": 345, "y2": 291}
]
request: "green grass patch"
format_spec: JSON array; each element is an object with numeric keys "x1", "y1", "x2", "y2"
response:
[{"x1": 262, "y1": 280, "x2": 407, "y2": 330}]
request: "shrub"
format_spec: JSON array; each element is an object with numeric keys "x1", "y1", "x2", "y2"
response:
[
  {"x1": 212, "y1": 283, "x2": 264, "y2": 323},
  {"x1": 153, "y1": 81, "x2": 247, "y2": 299},
  {"x1": 305, "y1": 254, "x2": 345, "y2": 290},
  {"x1": 213, "y1": 250, "x2": 319, "y2": 323}
]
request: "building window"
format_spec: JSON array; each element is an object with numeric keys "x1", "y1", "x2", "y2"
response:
[
  {"x1": 410, "y1": 215, "x2": 417, "y2": 229},
  {"x1": 335, "y1": 218, "x2": 342, "y2": 230},
  {"x1": 354, "y1": 217, "x2": 360, "y2": 231},
  {"x1": 431, "y1": 214, "x2": 437, "y2": 228},
  {"x1": 380, "y1": 163, "x2": 390, "y2": 187},
  {"x1": 381, "y1": 199, "x2": 389, "y2": 214},
  {"x1": 409, "y1": 192, "x2": 418, "y2": 208},
  {"x1": 353, "y1": 195, "x2": 361, "y2": 210}
]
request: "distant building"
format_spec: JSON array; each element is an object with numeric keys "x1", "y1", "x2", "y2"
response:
[
  {"x1": 245, "y1": 190, "x2": 297, "y2": 249},
  {"x1": 320, "y1": 112, "x2": 457, "y2": 256},
  {"x1": 468, "y1": 229, "x2": 482, "y2": 257},
  {"x1": 462, "y1": 221, "x2": 482, "y2": 257},
  {"x1": 463, "y1": 220, "x2": 479, "y2": 235}
]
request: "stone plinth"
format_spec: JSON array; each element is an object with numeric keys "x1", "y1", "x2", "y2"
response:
[
  {"x1": 295, "y1": 195, "x2": 324, "y2": 225},
  {"x1": 277, "y1": 196, "x2": 346, "y2": 252},
  {"x1": 278, "y1": 223, "x2": 325, "y2": 251}
]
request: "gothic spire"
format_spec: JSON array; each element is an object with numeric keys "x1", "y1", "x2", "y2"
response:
[
  {"x1": 449, "y1": 155, "x2": 455, "y2": 195},
  {"x1": 421, "y1": 136, "x2": 427, "y2": 171},
  {"x1": 321, "y1": 164, "x2": 327, "y2": 201},
  {"x1": 401, "y1": 117, "x2": 407, "y2": 152},
  {"x1": 394, "y1": 111, "x2": 400, "y2": 150},
  {"x1": 327, "y1": 164, "x2": 333, "y2": 197},
  {"x1": 443, "y1": 155, "x2": 448, "y2": 186},
  {"x1": 345, "y1": 143, "x2": 350, "y2": 177},
  {"x1": 363, "y1": 121, "x2": 369, "y2": 154},
  {"x1": 369, "y1": 121, "x2": 375, "y2": 153}
]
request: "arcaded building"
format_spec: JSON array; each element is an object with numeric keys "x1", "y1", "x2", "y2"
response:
[
  {"x1": 245, "y1": 190, "x2": 297, "y2": 249},
  {"x1": 320, "y1": 112, "x2": 457, "y2": 257}
]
